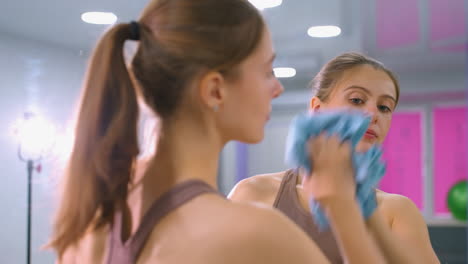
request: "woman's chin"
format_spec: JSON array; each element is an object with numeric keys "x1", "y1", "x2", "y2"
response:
[
  {"x1": 248, "y1": 134, "x2": 264, "y2": 144},
  {"x1": 239, "y1": 131, "x2": 264, "y2": 145}
]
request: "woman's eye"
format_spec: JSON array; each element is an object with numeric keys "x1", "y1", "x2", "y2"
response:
[
  {"x1": 350, "y1": 98, "x2": 364, "y2": 105},
  {"x1": 379, "y1": 105, "x2": 392, "y2": 113}
]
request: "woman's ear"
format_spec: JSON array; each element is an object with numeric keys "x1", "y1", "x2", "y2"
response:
[
  {"x1": 197, "y1": 71, "x2": 226, "y2": 111},
  {"x1": 309, "y1": 96, "x2": 322, "y2": 111}
]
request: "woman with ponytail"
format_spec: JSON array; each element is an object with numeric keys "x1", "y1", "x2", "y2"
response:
[{"x1": 48, "y1": 1, "x2": 386, "y2": 263}]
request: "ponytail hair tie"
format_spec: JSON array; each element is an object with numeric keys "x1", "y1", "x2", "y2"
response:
[{"x1": 129, "y1": 21, "x2": 140, "y2": 41}]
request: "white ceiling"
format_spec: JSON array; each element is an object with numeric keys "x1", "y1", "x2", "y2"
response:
[
  {"x1": 0, "y1": 0, "x2": 466, "y2": 90},
  {"x1": 0, "y1": 0, "x2": 146, "y2": 50}
]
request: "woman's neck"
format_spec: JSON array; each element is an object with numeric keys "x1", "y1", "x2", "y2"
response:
[
  {"x1": 143, "y1": 117, "x2": 222, "y2": 187},
  {"x1": 125, "y1": 115, "x2": 224, "y2": 234},
  {"x1": 155, "y1": 125, "x2": 221, "y2": 186}
]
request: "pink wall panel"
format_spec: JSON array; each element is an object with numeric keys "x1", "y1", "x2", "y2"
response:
[
  {"x1": 430, "y1": 0, "x2": 466, "y2": 42},
  {"x1": 380, "y1": 112, "x2": 423, "y2": 209},
  {"x1": 376, "y1": 0, "x2": 420, "y2": 49},
  {"x1": 433, "y1": 106, "x2": 467, "y2": 215}
]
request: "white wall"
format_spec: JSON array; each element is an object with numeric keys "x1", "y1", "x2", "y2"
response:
[{"x1": 0, "y1": 32, "x2": 86, "y2": 263}]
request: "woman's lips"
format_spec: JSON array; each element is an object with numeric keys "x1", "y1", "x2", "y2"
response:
[{"x1": 364, "y1": 129, "x2": 377, "y2": 139}]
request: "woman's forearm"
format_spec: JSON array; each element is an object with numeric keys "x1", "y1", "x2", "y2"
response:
[{"x1": 324, "y1": 198, "x2": 386, "y2": 264}]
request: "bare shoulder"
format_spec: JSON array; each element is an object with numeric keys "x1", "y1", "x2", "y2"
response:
[
  {"x1": 376, "y1": 189, "x2": 426, "y2": 227},
  {"x1": 376, "y1": 189, "x2": 419, "y2": 213},
  {"x1": 201, "y1": 201, "x2": 327, "y2": 264},
  {"x1": 227, "y1": 171, "x2": 288, "y2": 204}
]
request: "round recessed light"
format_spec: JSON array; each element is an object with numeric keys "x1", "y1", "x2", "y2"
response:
[
  {"x1": 307, "y1": 25, "x2": 341, "y2": 38},
  {"x1": 81, "y1": 12, "x2": 117, "y2": 25},
  {"x1": 249, "y1": 0, "x2": 282, "y2": 10},
  {"x1": 274, "y1": 67, "x2": 296, "y2": 78}
]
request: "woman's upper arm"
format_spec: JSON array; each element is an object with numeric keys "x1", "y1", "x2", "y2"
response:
[{"x1": 390, "y1": 196, "x2": 440, "y2": 263}]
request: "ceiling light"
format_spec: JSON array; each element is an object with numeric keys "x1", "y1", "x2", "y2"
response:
[
  {"x1": 274, "y1": 67, "x2": 296, "y2": 78},
  {"x1": 249, "y1": 0, "x2": 282, "y2": 10},
  {"x1": 307, "y1": 25, "x2": 341, "y2": 38},
  {"x1": 81, "y1": 12, "x2": 117, "y2": 25}
]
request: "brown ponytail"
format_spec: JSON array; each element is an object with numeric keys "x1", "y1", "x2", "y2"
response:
[{"x1": 48, "y1": 23, "x2": 140, "y2": 256}]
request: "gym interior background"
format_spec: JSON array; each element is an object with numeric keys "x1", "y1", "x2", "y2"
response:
[{"x1": 0, "y1": 0, "x2": 466, "y2": 263}]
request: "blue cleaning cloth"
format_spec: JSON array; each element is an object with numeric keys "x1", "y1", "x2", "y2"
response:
[{"x1": 285, "y1": 110, "x2": 386, "y2": 230}]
